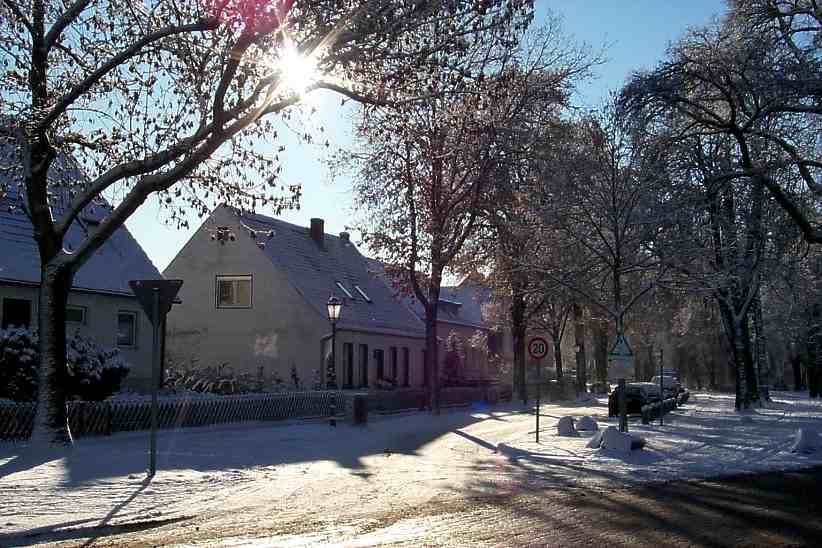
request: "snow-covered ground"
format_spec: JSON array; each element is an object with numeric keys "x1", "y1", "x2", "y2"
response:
[{"x1": 1, "y1": 391, "x2": 821, "y2": 546}]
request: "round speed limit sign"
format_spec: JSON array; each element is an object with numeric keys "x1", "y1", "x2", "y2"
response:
[{"x1": 528, "y1": 337, "x2": 549, "y2": 360}]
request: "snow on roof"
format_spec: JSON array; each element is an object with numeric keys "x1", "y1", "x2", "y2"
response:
[
  {"x1": 228, "y1": 207, "x2": 425, "y2": 338},
  {"x1": 0, "y1": 142, "x2": 162, "y2": 295}
]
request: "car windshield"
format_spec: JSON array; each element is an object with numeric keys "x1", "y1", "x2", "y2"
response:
[{"x1": 651, "y1": 376, "x2": 678, "y2": 387}]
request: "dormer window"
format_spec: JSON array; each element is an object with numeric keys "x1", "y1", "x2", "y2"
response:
[
  {"x1": 438, "y1": 298, "x2": 462, "y2": 316},
  {"x1": 335, "y1": 281, "x2": 354, "y2": 299},
  {"x1": 354, "y1": 285, "x2": 372, "y2": 303}
]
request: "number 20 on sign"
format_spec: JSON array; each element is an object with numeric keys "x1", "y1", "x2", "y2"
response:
[{"x1": 528, "y1": 337, "x2": 548, "y2": 360}]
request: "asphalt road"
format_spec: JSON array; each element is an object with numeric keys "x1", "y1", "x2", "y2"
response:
[{"x1": 21, "y1": 466, "x2": 822, "y2": 547}]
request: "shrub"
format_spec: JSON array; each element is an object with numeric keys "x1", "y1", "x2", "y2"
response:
[
  {"x1": 165, "y1": 361, "x2": 257, "y2": 394},
  {"x1": 0, "y1": 327, "x2": 39, "y2": 401},
  {"x1": 66, "y1": 333, "x2": 130, "y2": 401},
  {"x1": 0, "y1": 327, "x2": 130, "y2": 402}
]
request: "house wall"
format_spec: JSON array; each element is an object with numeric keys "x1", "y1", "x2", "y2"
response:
[
  {"x1": 163, "y1": 207, "x2": 327, "y2": 387},
  {"x1": 0, "y1": 283, "x2": 153, "y2": 390},
  {"x1": 330, "y1": 329, "x2": 425, "y2": 389},
  {"x1": 164, "y1": 207, "x2": 428, "y2": 390}
]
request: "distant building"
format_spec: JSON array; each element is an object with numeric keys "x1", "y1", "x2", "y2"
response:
[
  {"x1": 369, "y1": 264, "x2": 512, "y2": 384},
  {"x1": 0, "y1": 184, "x2": 162, "y2": 391},
  {"x1": 163, "y1": 205, "x2": 426, "y2": 389}
]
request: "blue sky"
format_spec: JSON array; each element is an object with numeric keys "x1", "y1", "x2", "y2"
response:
[{"x1": 126, "y1": 1, "x2": 727, "y2": 272}]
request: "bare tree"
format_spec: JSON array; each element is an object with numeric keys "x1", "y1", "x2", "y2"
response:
[
  {"x1": 532, "y1": 103, "x2": 666, "y2": 387},
  {"x1": 0, "y1": 0, "x2": 534, "y2": 444},
  {"x1": 622, "y1": 9, "x2": 822, "y2": 244},
  {"x1": 345, "y1": 18, "x2": 595, "y2": 413}
]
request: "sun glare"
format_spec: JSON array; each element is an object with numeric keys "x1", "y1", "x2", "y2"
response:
[{"x1": 277, "y1": 41, "x2": 320, "y2": 97}]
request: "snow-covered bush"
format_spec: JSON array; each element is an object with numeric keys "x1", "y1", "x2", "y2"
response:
[
  {"x1": 0, "y1": 327, "x2": 129, "y2": 402},
  {"x1": 66, "y1": 333, "x2": 130, "y2": 401},
  {"x1": 0, "y1": 327, "x2": 39, "y2": 401}
]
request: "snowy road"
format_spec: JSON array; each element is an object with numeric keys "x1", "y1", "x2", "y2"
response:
[{"x1": 1, "y1": 392, "x2": 821, "y2": 546}]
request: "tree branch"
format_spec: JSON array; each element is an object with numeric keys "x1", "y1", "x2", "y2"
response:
[
  {"x1": 44, "y1": 0, "x2": 91, "y2": 50},
  {"x1": 1, "y1": 0, "x2": 33, "y2": 35},
  {"x1": 37, "y1": 18, "x2": 220, "y2": 133}
]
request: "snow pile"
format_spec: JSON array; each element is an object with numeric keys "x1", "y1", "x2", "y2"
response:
[
  {"x1": 600, "y1": 426, "x2": 632, "y2": 453},
  {"x1": 577, "y1": 416, "x2": 598, "y2": 431},
  {"x1": 496, "y1": 443, "x2": 526, "y2": 460},
  {"x1": 586, "y1": 430, "x2": 604, "y2": 449},
  {"x1": 557, "y1": 416, "x2": 579, "y2": 437},
  {"x1": 790, "y1": 428, "x2": 822, "y2": 454}
]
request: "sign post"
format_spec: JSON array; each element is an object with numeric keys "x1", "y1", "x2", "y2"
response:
[
  {"x1": 659, "y1": 348, "x2": 664, "y2": 427},
  {"x1": 528, "y1": 336, "x2": 549, "y2": 444},
  {"x1": 129, "y1": 279, "x2": 183, "y2": 477}
]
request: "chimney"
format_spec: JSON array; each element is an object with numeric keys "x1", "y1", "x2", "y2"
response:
[
  {"x1": 310, "y1": 218, "x2": 324, "y2": 248},
  {"x1": 339, "y1": 231, "x2": 350, "y2": 242}
]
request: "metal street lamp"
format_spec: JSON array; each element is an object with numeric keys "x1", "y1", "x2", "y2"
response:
[{"x1": 326, "y1": 296, "x2": 342, "y2": 389}]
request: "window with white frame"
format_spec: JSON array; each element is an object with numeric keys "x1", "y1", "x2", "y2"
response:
[
  {"x1": 117, "y1": 311, "x2": 138, "y2": 347},
  {"x1": 354, "y1": 285, "x2": 372, "y2": 303},
  {"x1": 66, "y1": 305, "x2": 87, "y2": 324},
  {"x1": 216, "y1": 275, "x2": 252, "y2": 308},
  {"x1": 335, "y1": 281, "x2": 354, "y2": 299}
]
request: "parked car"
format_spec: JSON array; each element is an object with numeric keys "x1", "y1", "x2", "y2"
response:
[
  {"x1": 608, "y1": 382, "x2": 662, "y2": 416},
  {"x1": 650, "y1": 375, "x2": 683, "y2": 398}
]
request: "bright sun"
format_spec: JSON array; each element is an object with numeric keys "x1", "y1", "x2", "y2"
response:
[{"x1": 277, "y1": 41, "x2": 320, "y2": 97}]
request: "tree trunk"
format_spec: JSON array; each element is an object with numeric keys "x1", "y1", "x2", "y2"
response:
[
  {"x1": 553, "y1": 335, "x2": 563, "y2": 383},
  {"x1": 740, "y1": 316, "x2": 760, "y2": 406},
  {"x1": 510, "y1": 290, "x2": 527, "y2": 405},
  {"x1": 753, "y1": 295, "x2": 769, "y2": 400},
  {"x1": 31, "y1": 264, "x2": 74, "y2": 445},
  {"x1": 424, "y1": 310, "x2": 440, "y2": 413},
  {"x1": 719, "y1": 298, "x2": 758, "y2": 410},
  {"x1": 593, "y1": 320, "x2": 608, "y2": 391},
  {"x1": 573, "y1": 303, "x2": 586, "y2": 394},
  {"x1": 808, "y1": 306, "x2": 822, "y2": 398},
  {"x1": 791, "y1": 352, "x2": 803, "y2": 391}
]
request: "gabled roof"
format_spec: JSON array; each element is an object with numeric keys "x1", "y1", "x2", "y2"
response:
[
  {"x1": 368, "y1": 259, "x2": 494, "y2": 331},
  {"x1": 228, "y1": 207, "x2": 425, "y2": 338},
  {"x1": 437, "y1": 283, "x2": 494, "y2": 330},
  {"x1": 0, "y1": 144, "x2": 162, "y2": 295}
]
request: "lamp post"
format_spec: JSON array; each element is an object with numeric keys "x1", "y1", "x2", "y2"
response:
[{"x1": 326, "y1": 296, "x2": 342, "y2": 390}]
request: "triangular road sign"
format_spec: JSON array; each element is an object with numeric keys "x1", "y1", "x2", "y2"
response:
[
  {"x1": 609, "y1": 333, "x2": 634, "y2": 358},
  {"x1": 128, "y1": 279, "x2": 183, "y2": 326}
]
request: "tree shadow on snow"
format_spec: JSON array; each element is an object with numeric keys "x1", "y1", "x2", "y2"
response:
[
  {"x1": 2, "y1": 407, "x2": 527, "y2": 486},
  {"x1": 0, "y1": 445, "x2": 67, "y2": 479},
  {"x1": 0, "y1": 515, "x2": 190, "y2": 547}
]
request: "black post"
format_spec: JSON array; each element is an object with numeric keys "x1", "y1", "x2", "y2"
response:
[
  {"x1": 659, "y1": 349, "x2": 664, "y2": 427},
  {"x1": 535, "y1": 357, "x2": 541, "y2": 443},
  {"x1": 618, "y1": 378, "x2": 627, "y2": 433},
  {"x1": 149, "y1": 288, "x2": 160, "y2": 477},
  {"x1": 328, "y1": 323, "x2": 337, "y2": 389}
]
